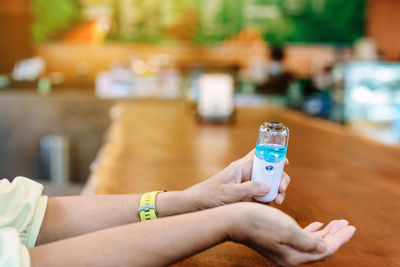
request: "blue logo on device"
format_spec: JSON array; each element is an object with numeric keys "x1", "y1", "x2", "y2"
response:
[{"x1": 265, "y1": 165, "x2": 275, "y2": 175}]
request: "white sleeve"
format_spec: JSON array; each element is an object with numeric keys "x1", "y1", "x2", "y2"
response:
[
  {"x1": 0, "y1": 227, "x2": 30, "y2": 267},
  {"x1": 0, "y1": 177, "x2": 48, "y2": 248}
]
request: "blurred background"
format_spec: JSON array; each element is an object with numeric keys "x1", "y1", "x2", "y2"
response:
[{"x1": 0, "y1": 0, "x2": 400, "y2": 193}]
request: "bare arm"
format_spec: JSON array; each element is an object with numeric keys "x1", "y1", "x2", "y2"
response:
[
  {"x1": 37, "y1": 191, "x2": 194, "y2": 245},
  {"x1": 37, "y1": 150, "x2": 290, "y2": 245},
  {"x1": 31, "y1": 204, "x2": 229, "y2": 267},
  {"x1": 31, "y1": 203, "x2": 355, "y2": 267}
]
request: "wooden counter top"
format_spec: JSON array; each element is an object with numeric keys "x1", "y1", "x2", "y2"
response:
[{"x1": 89, "y1": 100, "x2": 400, "y2": 266}]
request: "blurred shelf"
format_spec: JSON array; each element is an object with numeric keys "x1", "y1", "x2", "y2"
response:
[{"x1": 35, "y1": 42, "x2": 339, "y2": 84}]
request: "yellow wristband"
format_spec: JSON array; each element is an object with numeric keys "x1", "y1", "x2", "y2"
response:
[{"x1": 138, "y1": 190, "x2": 165, "y2": 221}]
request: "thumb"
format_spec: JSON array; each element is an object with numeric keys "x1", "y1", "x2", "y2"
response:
[
  {"x1": 232, "y1": 181, "x2": 270, "y2": 200},
  {"x1": 289, "y1": 228, "x2": 326, "y2": 253}
]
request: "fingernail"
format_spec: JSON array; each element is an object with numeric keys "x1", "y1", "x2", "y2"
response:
[
  {"x1": 282, "y1": 181, "x2": 288, "y2": 190},
  {"x1": 276, "y1": 195, "x2": 283, "y2": 205},
  {"x1": 260, "y1": 183, "x2": 270, "y2": 193},
  {"x1": 317, "y1": 241, "x2": 326, "y2": 253}
]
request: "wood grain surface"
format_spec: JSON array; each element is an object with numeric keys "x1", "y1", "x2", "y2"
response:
[{"x1": 90, "y1": 100, "x2": 400, "y2": 266}]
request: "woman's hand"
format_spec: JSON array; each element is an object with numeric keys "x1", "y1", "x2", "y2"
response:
[
  {"x1": 226, "y1": 203, "x2": 356, "y2": 267},
  {"x1": 185, "y1": 149, "x2": 291, "y2": 210},
  {"x1": 302, "y1": 220, "x2": 356, "y2": 261}
]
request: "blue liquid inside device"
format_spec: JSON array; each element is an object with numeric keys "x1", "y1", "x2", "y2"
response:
[{"x1": 255, "y1": 144, "x2": 287, "y2": 163}]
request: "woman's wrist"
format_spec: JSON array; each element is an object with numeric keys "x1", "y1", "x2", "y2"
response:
[
  {"x1": 221, "y1": 203, "x2": 257, "y2": 243},
  {"x1": 181, "y1": 182, "x2": 220, "y2": 211},
  {"x1": 156, "y1": 190, "x2": 200, "y2": 217},
  {"x1": 155, "y1": 191, "x2": 238, "y2": 243}
]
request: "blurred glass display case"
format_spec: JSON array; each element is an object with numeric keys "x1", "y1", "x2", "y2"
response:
[{"x1": 344, "y1": 61, "x2": 400, "y2": 145}]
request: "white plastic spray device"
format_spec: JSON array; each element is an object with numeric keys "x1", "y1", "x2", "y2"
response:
[{"x1": 251, "y1": 122, "x2": 289, "y2": 202}]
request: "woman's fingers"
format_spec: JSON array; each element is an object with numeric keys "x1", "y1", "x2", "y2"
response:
[
  {"x1": 309, "y1": 220, "x2": 347, "y2": 239},
  {"x1": 274, "y1": 192, "x2": 285, "y2": 205},
  {"x1": 285, "y1": 227, "x2": 326, "y2": 253},
  {"x1": 235, "y1": 151, "x2": 291, "y2": 205},
  {"x1": 278, "y1": 224, "x2": 356, "y2": 266},
  {"x1": 275, "y1": 172, "x2": 290, "y2": 204},
  {"x1": 327, "y1": 220, "x2": 349, "y2": 235},
  {"x1": 314, "y1": 220, "x2": 349, "y2": 238},
  {"x1": 303, "y1": 222, "x2": 324, "y2": 233},
  {"x1": 324, "y1": 226, "x2": 356, "y2": 255},
  {"x1": 279, "y1": 172, "x2": 291, "y2": 193},
  {"x1": 231, "y1": 181, "x2": 270, "y2": 201}
]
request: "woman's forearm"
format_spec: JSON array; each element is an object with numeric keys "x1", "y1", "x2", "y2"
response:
[
  {"x1": 36, "y1": 150, "x2": 284, "y2": 245},
  {"x1": 30, "y1": 206, "x2": 230, "y2": 267},
  {"x1": 37, "y1": 191, "x2": 198, "y2": 245}
]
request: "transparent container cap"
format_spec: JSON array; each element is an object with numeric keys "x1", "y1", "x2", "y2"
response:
[{"x1": 257, "y1": 122, "x2": 289, "y2": 147}]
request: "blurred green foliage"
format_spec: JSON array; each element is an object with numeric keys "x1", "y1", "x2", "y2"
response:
[
  {"x1": 32, "y1": 0, "x2": 366, "y2": 45},
  {"x1": 282, "y1": 0, "x2": 366, "y2": 44},
  {"x1": 32, "y1": 0, "x2": 81, "y2": 43}
]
